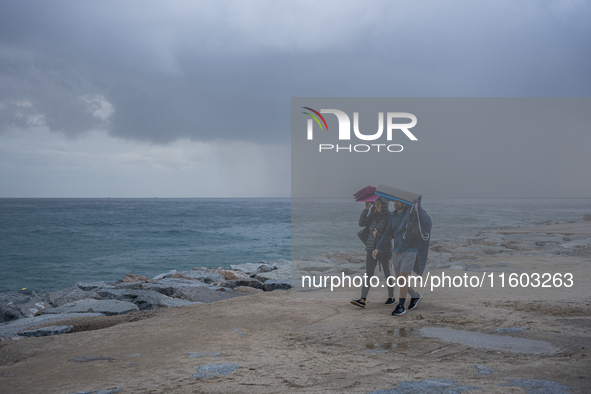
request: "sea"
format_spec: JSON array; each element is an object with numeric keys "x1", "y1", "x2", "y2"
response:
[{"x1": 1, "y1": 198, "x2": 590, "y2": 292}]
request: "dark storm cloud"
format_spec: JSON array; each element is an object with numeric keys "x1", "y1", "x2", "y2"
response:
[
  {"x1": 1, "y1": 0, "x2": 590, "y2": 143},
  {"x1": 291, "y1": 97, "x2": 591, "y2": 199}
]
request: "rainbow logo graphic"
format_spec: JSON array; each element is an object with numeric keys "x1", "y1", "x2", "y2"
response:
[{"x1": 302, "y1": 107, "x2": 329, "y2": 131}]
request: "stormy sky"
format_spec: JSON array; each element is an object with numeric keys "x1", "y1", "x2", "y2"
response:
[{"x1": 1, "y1": 1, "x2": 590, "y2": 197}]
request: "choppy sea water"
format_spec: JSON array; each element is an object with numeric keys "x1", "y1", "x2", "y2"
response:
[
  {"x1": 1, "y1": 198, "x2": 589, "y2": 292},
  {"x1": 0, "y1": 199, "x2": 290, "y2": 292}
]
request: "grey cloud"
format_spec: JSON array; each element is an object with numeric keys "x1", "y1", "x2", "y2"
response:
[
  {"x1": 1, "y1": 0, "x2": 590, "y2": 144},
  {"x1": 0, "y1": 57, "x2": 108, "y2": 134},
  {"x1": 291, "y1": 97, "x2": 591, "y2": 199}
]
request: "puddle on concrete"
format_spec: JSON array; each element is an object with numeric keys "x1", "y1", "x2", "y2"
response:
[
  {"x1": 371, "y1": 329, "x2": 410, "y2": 350},
  {"x1": 500, "y1": 379, "x2": 573, "y2": 393},
  {"x1": 417, "y1": 327, "x2": 560, "y2": 354},
  {"x1": 370, "y1": 379, "x2": 481, "y2": 394},
  {"x1": 380, "y1": 328, "x2": 410, "y2": 337}
]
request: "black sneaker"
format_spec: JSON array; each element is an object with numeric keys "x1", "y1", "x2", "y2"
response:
[
  {"x1": 408, "y1": 294, "x2": 422, "y2": 310},
  {"x1": 351, "y1": 299, "x2": 366, "y2": 308},
  {"x1": 385, "y1": 298, "x2": 396, "y2": 305},
  {"x1": 392, "y1": 304, "x2": 406, "y2": 316}
]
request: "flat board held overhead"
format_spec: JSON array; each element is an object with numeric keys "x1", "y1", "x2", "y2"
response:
[
  {"x1": 354, "y1": 185, "x2": 379, "y2": 202},
  {"x1": 375, "y1": 184, "x2": 421, "y2": 205}
]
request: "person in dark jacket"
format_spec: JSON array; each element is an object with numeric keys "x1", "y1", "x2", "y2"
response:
[
  {"x1": 351, "y1": 196, "x2": 395, "y2": 308},
  {"x1": 374, "y1": 198, "x2": 431, "y2": 316}
]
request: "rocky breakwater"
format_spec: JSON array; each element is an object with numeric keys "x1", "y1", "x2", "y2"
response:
[
  {"x1": 3, "y1": 218, "x2": 589, "y2": 339},
  {"x1": 287, "y1": 232, "x2": 590, "y2": 289},
  {"x1": 290, "y1": 220, "x2": 591, "y2": 287},
  {"x1": 427, "y1": 229, "x2": 591, "y2": 272},
  {"x1": 290, "y1": 252, "x2": 367, "y2": 288},
  {"x1": 0, "y1": 261, "x2": 292, "y2": 339}
]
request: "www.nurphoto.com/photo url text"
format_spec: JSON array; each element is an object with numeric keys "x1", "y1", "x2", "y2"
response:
[{"x1": 301, "y1": 272, "x2": 574, "y2": 292}]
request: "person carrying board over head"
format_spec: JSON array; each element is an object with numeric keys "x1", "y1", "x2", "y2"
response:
[
  {"x1": 351, "y1": 186, "x2": 395, "y2": 308},
  {"x1": 373, "y1": 185, "x2": 432, "y2": 316}
]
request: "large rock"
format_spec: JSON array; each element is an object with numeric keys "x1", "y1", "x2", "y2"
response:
[
  {"x1": 0, "y1": 290, "x2": 39, "y2": 306},
  {"x1": 97, "y1": 289, "x2": 198, "y2": 310},
  {"x1": 0, "y1": 305, "x2": 24, "y2": 323},
  {"x1": 449, "y1": 253, "x2": 481, "y2": 262},
  {"x1": 292, "y1": 260, "x2": 335, "y2": 273},
  {"x1": 307, "y1": 256, "x2": 335, "y2": 264},
  {"x1": 176, "y1": 287, "x2": 244, "y2": 303},
  {"x1": 561, "y1": 237, "x2": 591, "y2": 248},
  {"x1": 94, "y1": 288, "x2": 127, "y2": 300},
  {"x1": 0, "y1": 290, "x2": 52, "y2": 318},
  {"x1": 230, "y1": 262, "x2": 278, "y2": 276},
  {"x1": 152, "y1": 269, "x2": 179, "y2": 280},
  {"x1": 428, "y1": 251, "x2": 452, "y2": 261},
  {"x1": 96, "y1": 289, "x2": 157, "y2": 310},
  {"x1": 477, "y1": 233, "x2": 507, "y2": 246},
  {"x1": 500, "y1": 241, "x2": 536, "y2": 252},
  {"x1": 42, "y1": 299, "x2": 139, "y2": 316},
  {"x1": 112, "y1": 281, "x2": 144, "y2": 290},
  {"x1": 140, "y1": 282, "x2": 176, "y2": 297},
  {"x1": 213, "y1": 269, "x2": 251, "y2": 281},
  {"x1": 44, "y1": 288, "x2": 102, "y2": 307},
  {"x1": 0, "y1": 313, "x2": 105, "y2": 337},
  {"x1": 583, "y1": 213, "x2": 591, "y2": 221},
  {"x1": 430, "y1": 244, "x2": 454, "y2": 253},
  {"x1": 518, "y1": 234, "x2": 565, "y2": 244},
  {"x1": 157, "y1": 297, "x2": 199, "y2": 308},
  {"x1": 18, "y1": 325, "x2": 74, "y2": 337},
  {"x1": 229, "y1": 262, "x2": 263, "y2": 276},
  {"x1": 254, "y1": 264, "x2": 277, "y2": 274},
  {"x1": 169, "y1": 273, "x2": 200, "y2": 280},
  {"x1": 325, "y1": 252, "x2": 365, "y2": 264},
  {"x1": 76, "y1": 282, "x2": 115, "y2": 291},
  {"x1": 155, "y1": 278, "x2": 219, "y2": 290},
  {"x1": 451, "y1": 246, "x2": 481, "y2": 254},
  {"x1": 18, "y1": 299, "x2": 53, "y2": 318},
  {"x1": 179, "y1": 269, "x2": 225, "y2": 283},
  {"x1": 262, "y1": 280, "x2": 291, "y2": 292},
  {"x1": 339, "y1": 264, "x2": 364, "y2": 275},
  {"x1": 473, "y1": 245, "x2": 517, "y2": 256},
  {"x1": 232, "y1": 286, "x2": 263, "y2": 295},
  {"x1": 254, "y1": 263, "x2": 291, "y2": 283},
  {"x1": 123, "y1": 274, "x2": 153, "y2": 283},
  {"x1": 218, "y1": 279, "x2": 263, "y2": 290},
  {"x1": 153, "y1": 267, "x2": 225, "y2": 282}
]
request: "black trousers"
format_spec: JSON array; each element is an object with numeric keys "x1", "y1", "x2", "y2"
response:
[{"x1": 361, "y1": 251, "x2": 394, "y2": 299}]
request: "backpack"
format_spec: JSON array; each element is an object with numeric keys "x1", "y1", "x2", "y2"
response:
[{"x1": 404, "y1": 204, "x2": 430, "y2": 245}]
